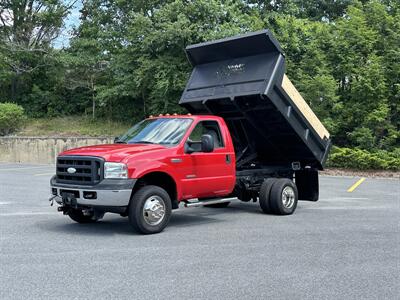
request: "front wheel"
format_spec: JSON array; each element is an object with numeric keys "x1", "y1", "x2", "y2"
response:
[{"x1": 128, "y1": 185, "x2": 172, "y2": 234}]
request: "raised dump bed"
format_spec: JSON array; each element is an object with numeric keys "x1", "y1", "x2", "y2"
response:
[{"x1": 180, "y1": 30, "x2": 331, "y2": 170}]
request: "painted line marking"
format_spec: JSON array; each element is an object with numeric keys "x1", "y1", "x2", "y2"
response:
[
  {"x1": 347, "y1": 177, "x2": 366, "y2": 192},
  {"x1": 0, "y1": 163, "x2": 20, "y2": 167},
  {"x1": 324, "y1": 197, "x2": 369, "y2": 200},
  {"x1": 0, "y1": 166, "x2": 53, "y2": 172},
  {"x1": 34, "y1": 172, "x2": 55, "y2": 176},
  {"x1": 0, "y1": 212, "x2": 55, "y2": 216}
]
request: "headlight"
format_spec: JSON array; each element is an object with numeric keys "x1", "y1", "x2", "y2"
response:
[{"x1": 104, "y1": 162, "x2": 128, "y2": 179}]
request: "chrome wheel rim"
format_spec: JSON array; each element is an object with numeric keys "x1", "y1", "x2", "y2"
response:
[
  {"x1": 281, "y1": 186, "x2": 295, "y2": 209},
  {"x1": 143, "y1": 195, "x2": 166, "y2": 226}
]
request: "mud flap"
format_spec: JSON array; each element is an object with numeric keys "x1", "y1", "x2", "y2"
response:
[{"x1": 295, "y1": 169, "x2": 319, "y2": 201}]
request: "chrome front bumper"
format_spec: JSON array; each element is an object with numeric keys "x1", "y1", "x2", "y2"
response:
[{"x1": 50, "y1": 176, "x2": 136, "y2": 207}]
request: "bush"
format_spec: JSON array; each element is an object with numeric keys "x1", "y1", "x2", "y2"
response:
[
  {"x1": 348, "y1": 127, "x2": 375, "y2": 149},
  {"x1": 327, "y1": 146, "x2": 400, "y2": 171},
  {"x1": 0, "y1": 103, "x2": 26, "y2": 136}
]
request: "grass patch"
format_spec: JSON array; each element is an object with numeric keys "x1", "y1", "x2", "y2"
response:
[{"x1": 18, "y1": 117, "x2": 131, "y2": 137}]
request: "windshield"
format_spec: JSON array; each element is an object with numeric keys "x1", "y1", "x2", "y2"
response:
[{"x1": 118, "y1": 118, "x2": 193, "y2": 145}]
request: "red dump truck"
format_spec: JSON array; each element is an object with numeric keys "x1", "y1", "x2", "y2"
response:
[{"x1": 49, "y1": 30, "x2": 331, "y2": 234}]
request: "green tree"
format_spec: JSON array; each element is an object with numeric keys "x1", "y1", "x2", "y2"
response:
[
  {"x1": 0, "y1": 0, "x2": 75, "y2": 108},
  {"x1": 1, "y1": 0, "x2": 398, "y2": 156},
  {"x1": 73, "y1": 0, "x2": 263, "y2": 118},
  {"x1": 331, "y1": 1, "x2": 399, "y2": 149},
  {"x1": 246, "y1": 0, "x2": 358, "y2": 21}
]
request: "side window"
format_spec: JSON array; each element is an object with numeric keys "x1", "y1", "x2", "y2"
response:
[{"x1": 188, "y1": 121, "x2": 224, "y2": 148}]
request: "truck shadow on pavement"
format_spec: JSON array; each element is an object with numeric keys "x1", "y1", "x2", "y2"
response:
[{"x1": 39, "y1": 202, "x2": 263, "y2": 236}]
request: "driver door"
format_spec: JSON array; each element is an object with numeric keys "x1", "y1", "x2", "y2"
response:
[{"x1": 181, "y1": 120, "x2": 235, "y2": 199}]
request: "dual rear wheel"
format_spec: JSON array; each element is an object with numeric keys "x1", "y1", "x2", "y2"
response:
[{"x1": 259, "y1": 178, "x2": 298, "y2": 215}]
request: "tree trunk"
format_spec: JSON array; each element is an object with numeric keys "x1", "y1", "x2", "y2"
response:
[
  {"x1": 92, "y1": 94, "x2": 95, "y2": 119},
  {"x1": 91, "y1": 76, "x2": 95, "y2": 119},
  {"x1": 142, "y1": 91, "x2": 146, "y2": 117},
  {"x1": 11, "y1": 76, "x2": 18, "y2": 102}
]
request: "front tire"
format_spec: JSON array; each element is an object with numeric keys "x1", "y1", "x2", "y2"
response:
[{"x1": 128, "y1": 185, "x2": 172, "y2": 234}]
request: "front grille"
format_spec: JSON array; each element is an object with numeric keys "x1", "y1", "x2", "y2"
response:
[{"x1": 56, "y1": 156, "x2": 104, "y2": 185}]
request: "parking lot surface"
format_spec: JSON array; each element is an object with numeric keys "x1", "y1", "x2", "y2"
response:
[{"x1": 0, "y1": 163, "x2": 399, "y2": 299}]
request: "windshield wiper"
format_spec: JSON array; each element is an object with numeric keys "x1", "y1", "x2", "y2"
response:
[{"x1": 132, "y1": 141, "x2": 156, "y2": 144}]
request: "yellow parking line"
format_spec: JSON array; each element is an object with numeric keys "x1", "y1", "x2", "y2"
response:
[{"x1": 347, "y1": 178, "x2": 366, "y2": 192}]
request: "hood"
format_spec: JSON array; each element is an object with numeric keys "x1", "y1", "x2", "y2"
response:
[{"x1": 59, "y1": 144, "x2": 167, "y2": 162}]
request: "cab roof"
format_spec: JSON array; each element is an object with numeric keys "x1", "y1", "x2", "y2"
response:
[{"x1": 147, "y1": 114, "x2": 223, "y2": 121}]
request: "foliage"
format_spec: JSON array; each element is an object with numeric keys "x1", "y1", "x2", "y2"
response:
[
  {"x1": 245, "y1": 0, "x2": 357, "y2": 21},
  {"x1": 76, "y1": 0, "x2": 263, "y2": 117},
  {"x1": 0, "y1": 0, "x2": 399, "y2": 168},
  {"x1": 327, "y1": 146, "x2": 400, "y2": 170},
  {"x1": 0, "y1": 0, "x2": 75, "y2": 103},
  {"x1": 0, "y1": 102, "x2": 26, "y2": 135}
]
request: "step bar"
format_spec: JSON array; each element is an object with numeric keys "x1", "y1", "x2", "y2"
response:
[{"x1": 184, "y1": 197, "x2": 237, "y2": 208}]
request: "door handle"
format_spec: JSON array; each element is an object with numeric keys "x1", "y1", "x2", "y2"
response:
[{"x1": 226, "y1": 154, "x2": 231, "y2": 164}]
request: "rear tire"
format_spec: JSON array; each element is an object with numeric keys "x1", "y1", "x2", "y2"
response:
[
  {"x1": 68, "y1": 209, "x2": 98, "y2": 223},
  {"x1": 269, "y1": 178, "x2": 298, "y2": 215},
  {"x1": 259, "y1": 178, "x2": 276, "y2": 214},
  {"x1": 128, "y1": 185, "x2": 172, "y2": 234},
  {"x1": 204, "y1": 202, "x2": 230, "y2": 208}
]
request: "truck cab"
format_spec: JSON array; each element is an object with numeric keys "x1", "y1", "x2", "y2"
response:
[
  {"x1": 51, "y1": 115, "x2": 237, "y2": 233},
  {"x1": 50, "y1": 30, "x2": 331, "y2": 234}
]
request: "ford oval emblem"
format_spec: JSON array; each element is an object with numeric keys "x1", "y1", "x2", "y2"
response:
[{"x1": 67, "y1": 167, "x2": 77, "y2": 174}]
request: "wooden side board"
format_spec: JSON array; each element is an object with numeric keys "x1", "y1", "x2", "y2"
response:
[{"x1": 281, "y1": 74, "x2": 330, "y2": 140}]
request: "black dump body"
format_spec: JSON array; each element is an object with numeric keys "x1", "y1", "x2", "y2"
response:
[{"x1": 179, "y1": 30, "x2": 331, "y2": 171}]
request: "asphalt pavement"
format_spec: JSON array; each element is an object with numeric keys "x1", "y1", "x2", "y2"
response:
[{"x1": 0, "y1": 163, "x2": 399, "y2": 299}]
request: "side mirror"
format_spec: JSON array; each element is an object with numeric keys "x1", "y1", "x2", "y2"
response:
[
  {"x1": 201, "y1": 134, "x2": 214, "y2": 153},
  {"x1": 114, "y1": 136, "x2": 119, "y2": 143}
]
